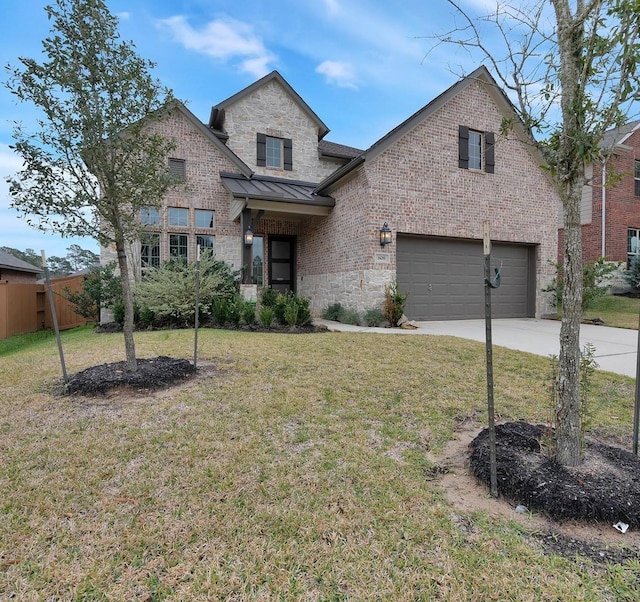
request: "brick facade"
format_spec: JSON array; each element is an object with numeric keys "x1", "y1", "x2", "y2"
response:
[
  {"x1": 101, "y1": 68, "x2": 559, "y2": 321},
  {"x1": 559, "y1": 126, "x2": 640, "y2": 266}
]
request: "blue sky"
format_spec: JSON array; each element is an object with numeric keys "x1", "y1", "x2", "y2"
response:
[{"x1": 0, "y1": 0, "x2": 495, "y2": 258}]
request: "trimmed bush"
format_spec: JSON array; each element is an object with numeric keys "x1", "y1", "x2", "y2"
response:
[
  {"x1": 241, "y1": 300, "x2": 257, "y2": 325},
  {"x1": 322, "y1": 303, "x2": 344, "y2": 321},
  {"x1": 364, "y1": 308, "x2": 385, "y2": 327},
  {"x1": 259, "y1": 306, "x2": 275, "y2": 328}
]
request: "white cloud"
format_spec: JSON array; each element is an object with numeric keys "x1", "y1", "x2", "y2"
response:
[
  {"x1": 158, "y1": 15, "x2": 275, "y2": 78},
  {"x1": 316, "y1": 60, "x2": 358, "y2": 89},
  {"x1": 116, "y1": 11, "x2": 131, "y2": 21}
]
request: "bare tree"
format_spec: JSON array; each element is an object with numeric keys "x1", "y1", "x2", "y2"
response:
[
  {"x1": 6, "y1": 0, "x2": 178, "y2": 371},
  {"x1": 430, "y1": 0, "x2": 640, "y2": 465}
]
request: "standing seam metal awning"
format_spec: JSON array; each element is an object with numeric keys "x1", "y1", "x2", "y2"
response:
[{"x1": 220, "y1": 172, "x2": 335, "y2": 220}]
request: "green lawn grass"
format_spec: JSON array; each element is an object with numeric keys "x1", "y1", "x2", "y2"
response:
[
  {"x1": 583, "y1": 295, "x2": 640, "y2": 329},
  {"x1": 1, "y1": 327, "x2": 638, "y2": 600}
]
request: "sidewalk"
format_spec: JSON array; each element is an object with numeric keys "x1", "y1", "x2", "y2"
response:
[{"x1": 315, "y1": 318, "x2": 638, "y2": 378}]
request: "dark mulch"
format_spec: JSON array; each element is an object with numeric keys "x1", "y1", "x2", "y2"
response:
[
  {"x1": 531, "y1": 530, "x2": 640, "y2": 564},
  {"x1": 65, "y1": 356, "x2": 196, "y2": 396},
  {"x1": 470, "y1": 421, "x2": 640, "y2": 530},
  {"x1": 95, "y1": 322, "x2": 327, "y2": 335}
]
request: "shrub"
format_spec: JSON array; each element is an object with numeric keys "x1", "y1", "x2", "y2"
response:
[
  {"x1": 259, "y1": 286, "x2": 279, "y2": 308},
  {"x1": 625, "y1": 255, "x2": 640, "y2": 290},
  {"x1": 211, "y1": 296, "x2": 228, "y2": 326},
  {"x1": 382, "y1": 281, "x2": 408, "y2": 327},
  {"x1": 364, "y1": 308, "x2": 385, "y2": 327},
  {"x1": 63, "y1": 261, "x2": 121, "y2": 322},
  {"x1": 283, "y1": 301, "x2": 299, "y2": 327},
  {"x1": 226, "y1": 295, "x2": 242, "y2": 326},
  {"x1": 241, "y1": 300, "x2": 257, "y2": 325},
  {"x1": 340, "y1": 309, "x2": 361, "y2": 325},
  {"x1": 544, "y1": 257, "x2": 619, "y2": 309},
  {"x1": 134, "y1": 252, "x2": 239, "y2": 326},
  {"x1": 259, "y1": 306, "x2": 275, "y2": 328},
  {"x1": 322, "y1": 303, "x2": 344, "y2": 321}
]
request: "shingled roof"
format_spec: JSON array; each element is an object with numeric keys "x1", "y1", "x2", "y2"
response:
[{"x1": 0, "y1": 248, "x2": 42, "y2": 274}]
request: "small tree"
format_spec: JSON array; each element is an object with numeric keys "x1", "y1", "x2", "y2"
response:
[
  {"x1": 64, "y1": 261, "x2": 121, "y2": 322},
  {"x1": 431, "y1": 0, "x2": 640, "y2": 465},
  {"x1": 6, "y1": 0, "x2": 178, "y2": 371}
]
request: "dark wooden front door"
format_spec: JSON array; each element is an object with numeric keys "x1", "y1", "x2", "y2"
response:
[{"x1": 268, "y1": 236, "x2": 295, "y2": 293}]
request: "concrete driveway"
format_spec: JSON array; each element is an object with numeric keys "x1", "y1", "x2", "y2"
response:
[{"x1": 316, "y1": 318, "x2": 638, "y2": 378}]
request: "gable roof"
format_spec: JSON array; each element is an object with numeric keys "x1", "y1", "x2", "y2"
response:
[
  {"x1": 315, "y1": 65, "x2": 546, "y2": 194},
  {"x1": 170, "y1": 102, "x2": 253, "y2": 178},
  {"x1": 213, "y1": 71, "x2": 330, "y2": 140},
  {"x1": 318, "y1": 139, "x2": 363, "y2": 160},
  {"x1": 0, "y1": 248, "x2": 42, "y2": 274},
  {"x1": 601, "y1": 119, "x2": 640, "y2": 151}
]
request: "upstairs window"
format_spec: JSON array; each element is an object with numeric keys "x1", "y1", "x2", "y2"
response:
[
  {"x1": 195, "y1": 209, "x2": 215, "y2": 229},
  {"x1": 257, "y1": 133, "x2": 293, "y2": 170},
  {"x1": 459, "y1": 126, "x2": 495, "y2": 173},
  {"x1": 168, "y1": 207, "x2": 188, "y2": 227},
  {"x1": 635, "y1": 160, "x2": 640, "y2": 196},
  {"x1": 169, "y1": 158, "x2": 186, "y2": 181},
  {"x1": 140, "y1": 206, "x2": 160, "y2": 226}
]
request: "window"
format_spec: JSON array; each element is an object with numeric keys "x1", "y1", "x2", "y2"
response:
[
  {"x1": 628, "y1": 228, "x2": 640, "y2": 266},
  {"x1": 458, "y1": 126, "x2": 495, "y2": 173},
  {"x1": 635, "y1": 160, "x2": 640, "y2": 196},
  {"x1": 140, "y1": 206, "x2": 160, "y2": 226},
  {"x1": 196, "y1": 235, "x2": 214, "y2": 253},
  {"x1": 168, "y1": 207, "x2": 188, "y2": 227},
  {"x1": 257, "y1": 133, "x2": 293, "y2": 170},
  {"x1": 195, "y1": 209, "x2": 215, "y2": 229},
  {"x1": 169, "y1": 234, "x2": 188, "y2": 259},
  {"x1": 251, "y1": 236, "x2": 264, "y2": 286},
  {"x1": 169, "y1": 158, "x2": 186, "y2": 181},
  {"x1": 141, "y1": 233, "x2": 160, "y2": 269}
]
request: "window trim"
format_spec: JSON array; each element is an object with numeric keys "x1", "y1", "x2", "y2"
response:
[{"x1": 628, "y1": 227, "x2": 640, "y2": 267}]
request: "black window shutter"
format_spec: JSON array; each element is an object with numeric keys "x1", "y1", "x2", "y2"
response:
[
  {"x1": 485, "y1": 131, "x2": 495, "y2": 173},
  {"x1": 458, "y1": 125, "x2": 469, "y2": 169},
  {"x1": 283, "y1": 138, "x2": 293, "y2": 171},
  {"x1": 257, "y1": 133, "x2": 266, "y2": 166},
  {"x1": 635, "y1": 179, "x2": 640, "y2": 197}
]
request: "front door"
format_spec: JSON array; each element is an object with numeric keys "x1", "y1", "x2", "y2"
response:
[{"x1": 268, "y1": 236, "x2": 295, "y2": 293}]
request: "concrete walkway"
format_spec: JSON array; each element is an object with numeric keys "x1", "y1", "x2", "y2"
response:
[{"x1": 315, "y1": 318, "x2": 638, "y2": 378}]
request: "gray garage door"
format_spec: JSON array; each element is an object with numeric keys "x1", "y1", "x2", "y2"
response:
[{"x1": 396, "y1": 235, "x2": 535, "y2": 320}]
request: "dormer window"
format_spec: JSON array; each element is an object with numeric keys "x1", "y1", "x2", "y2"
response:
[{"x1": 257, "y1": 133, "x2": 293, "y2": 171}]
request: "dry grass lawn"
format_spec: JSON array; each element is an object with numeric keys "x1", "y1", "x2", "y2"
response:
[{"x1": 1, "y1": 326, "x2": 638, "y2": 600}]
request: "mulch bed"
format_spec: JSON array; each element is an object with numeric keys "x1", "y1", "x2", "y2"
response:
[
  {"x1": 470, "y1": 421, "x2": 640, "y2": 529},
  {"x1": 95, "y1": 322, "x2": 327, "y2": 335},
  {"x1": 65, "y1": 356, "x2": 196, "y2": 396}
]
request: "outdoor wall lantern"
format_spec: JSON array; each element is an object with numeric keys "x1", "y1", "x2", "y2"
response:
[
  {"x1": 244, "y1": 226, "x2": 254, "y2": 247},
  {"x1": 379, "y1": 222, "x2": 392, "y2": 247}
]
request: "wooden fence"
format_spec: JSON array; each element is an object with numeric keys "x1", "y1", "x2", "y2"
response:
[{"x1": 0, "y1": 274, "x2": 90, "y2": 340}]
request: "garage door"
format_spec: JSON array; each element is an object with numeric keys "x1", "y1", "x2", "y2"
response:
[{"x1": 396, "y1": 236, "x2": 535, "y2": 320}]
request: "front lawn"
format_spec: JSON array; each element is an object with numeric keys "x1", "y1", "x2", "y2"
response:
[
  {"x1": 1, "y1": 327, "x2": 638, "y2": 599},
  {"x1": 584, "y1": 294, "x2": 640, "y2": 329}
]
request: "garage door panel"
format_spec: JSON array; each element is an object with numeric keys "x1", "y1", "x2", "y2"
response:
[{"x1": 397, "y1": 236, "x2": 534, "y2": 320}]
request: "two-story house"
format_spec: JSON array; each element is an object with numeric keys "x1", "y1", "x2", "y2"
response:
[
  {"x1": 102, "y1": 66, "x2": 559, "y2": 321},
  {"x1": 563, "y1": 120, "x2": 640, "y2": 269}
]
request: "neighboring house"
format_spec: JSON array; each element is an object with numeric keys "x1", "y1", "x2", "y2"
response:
[
  {"x1": 102, "y1": 66, "x2": 559, "y2": 321},
  {"x1": 561, "y1": 120, "x2": 640, "y2": 268},
  {"x1": 0, "y1": 248, "x2": 42, "y2": 283}
]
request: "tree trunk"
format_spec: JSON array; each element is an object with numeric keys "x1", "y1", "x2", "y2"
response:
[
  {"x1": 556, "y1": 183, "x2": 583, "y2": 465},
  {"x1": 552, "y1": 0, "x2": 584, "y2": 466},
  {"x1": 115, "y1": 239, "x2": 137, "y2": 372}
]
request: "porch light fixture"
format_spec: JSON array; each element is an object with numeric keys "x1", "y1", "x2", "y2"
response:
[
  {"x1": 244, "y1": 226, "x2": 254, "y2": 247},
  {"x1": 379, "y1": 222, "x2": 392, "y2": 247}
]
